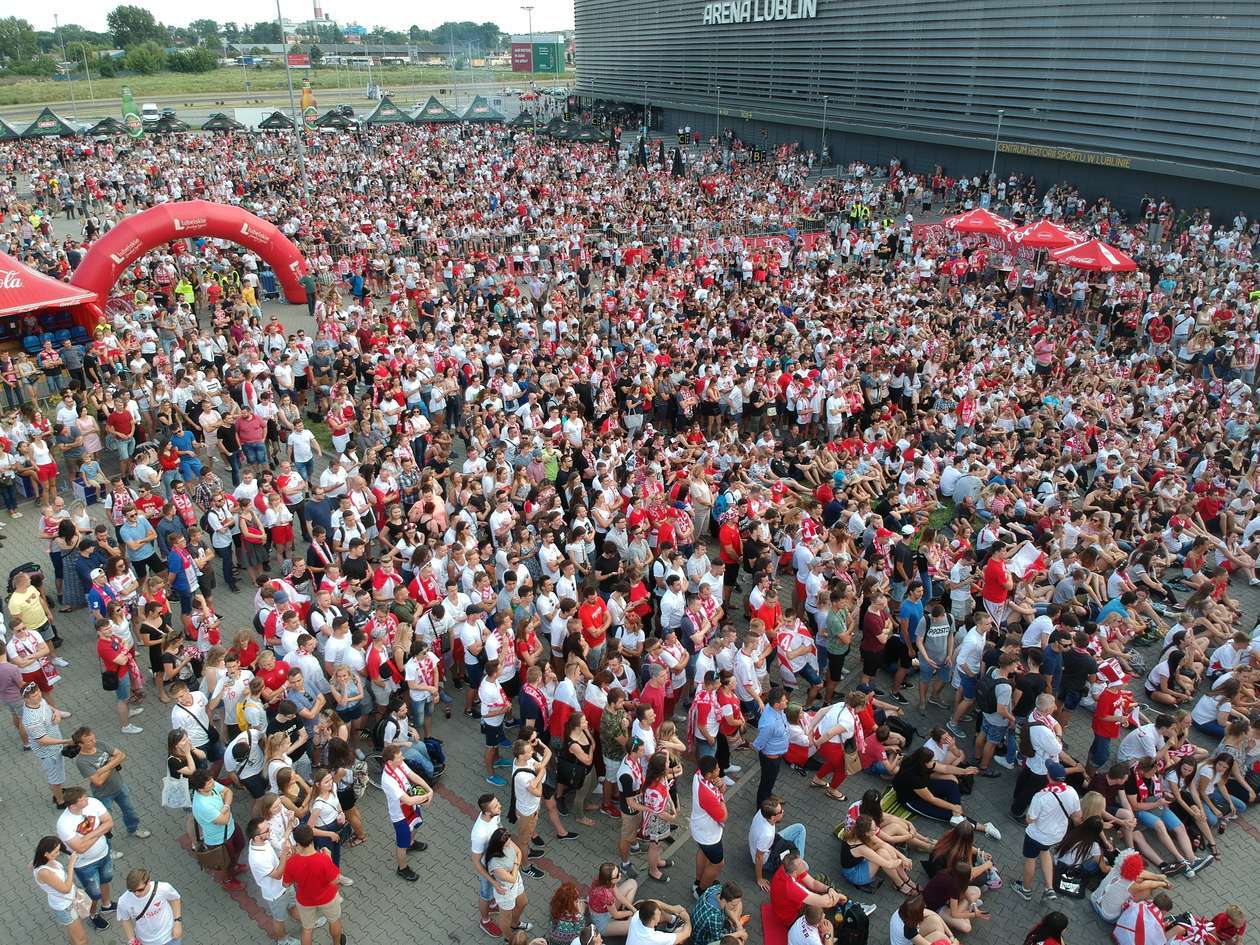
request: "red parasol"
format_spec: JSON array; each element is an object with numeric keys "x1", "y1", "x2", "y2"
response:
[
  {"x1": 941, "y1": 207, "x2": 1015, "y2": 236},
  {"x1": 1048, "y1": 238, "x2": 1137, "y2": 272},
  {"x1": 1007, "y1": 219, "x2": 1084, "y2": 250},
  {"x1": 0, "y1": 249, "x2": 97, "y2": 316}
]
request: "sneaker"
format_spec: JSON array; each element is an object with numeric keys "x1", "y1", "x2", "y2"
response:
[
  {"x1": 982, "y1": 822, "x2": 1002, "y2": 841},
  {"x1": 1159, "y1": 861, "x2": 1186, "y2": 876},
  {"x1": 128, "y1": 706, "x2": 144, "y2": 717},
  {"x1": 692, "y1": 881, "x2": 701, "y2": 901},
  {"x1": 860, "y1": 903, "x2": 878, "y2": 917},
  {"x1": 557, "y1": 832, "x2": 580, "y2": 841},
  {"x1": 601, "y1": 804, "x2": 622, "y2": 819},
  {"x1": 397, "y1": 866, "x2": 419, "y2": 882},
  {"x1": 480, "y1": 919, "x2": 503, "y2": 938},
  {"x1": 90, "y1": 915, "x2": 109, "y2": 931},
  {"x1": 409, "y1": 840, "x2": 428, "y2": 852},
  {"x1": 949, "y1": 814, "x2": 966, "y2": 825},
  {"x1": 493, "y1": 759, "x2": 512, "y2": 769},
  {"x1": 1042, "y1": 889, "x2": 1059, "y2": 901},
  {"x1": 121, "y1": 724, "x2": 143, "y2": 734},
  {"x1": 994, "y1": 756, "x2": 1014, "y2": 769},
  {"x1": 725, "y1": 763, "x2": 742, "y2": 773},
  {"x1": 111, "y1": 850, "x2": 124, "y2": 860},
  {"x1": 527, "y1": 848, "x2": 545, "y2": 860},
  {"x1": 99, "y1": 903, "x2": 116, "y2": 913},
  {"x1": 530, "y1": 836, "x2": 545, "y2": 846},
  {"x1": 946, "y1": 721, "x2": 966, "y2": 738},
  {"x1": 512, "y1": 923, "x2": 535, "y2": 933},
  {"x1": 339, "y1": 877, "x2": 355, "y2": 887},
  {"x1": 52, "y1": 656, "x2": 69, "y2": 667},
  {"x1": 131, "y1": 828, "x2": 152, "y2": 839},
  {"x1": 978, "y1": 768, "x2": 1000, "y2": 779},
  {"x1": 890, "y1": 692, "x2": 909, "y2": 705},
  {"x1": 485, "y1": 775, "x2": 507, "y2": 787},
  {"x1": 1190, "y1": 854, "x2": 1213, "y2": 874},
  {"x1": 221, "y1": 880, "x2": 244, "y2": 891},
  {"x1": 721, "y1": 776, "x2": 736, "y2": 786},
  {"x1": 523, "y1": 864, "x2": 544, "y2": 879},
  {"x1": 1013, "y1": 882, "x2": 1033, "y2": 901},
  {"x1": 985, "y1": 872, "x2": 1004, "y2": 890},
  {"x1": 629, "y1": 841, "x2": 643, "y2": 854}
]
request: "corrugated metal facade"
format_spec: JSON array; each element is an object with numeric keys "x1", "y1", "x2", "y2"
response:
[{"x1": 574, "y1": 0, "x2": 1260, "y2": 189}]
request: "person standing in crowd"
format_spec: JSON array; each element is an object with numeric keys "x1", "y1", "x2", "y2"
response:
[
  {"x1": 69, "y1": 726, "x2": 150, "y2": 840},
  {"x1": 282, "y1": 824, "x2": 346, "y2": 945},
  {"x1": 379, "y1": 743, "x2": 431, "y2": 882},
  {"x1": 116, "y1": 868, "x2": 181, "y2": 945},
  {"x1": 248, "y1": 817, "x2": 306, "y2": 945},
  {"x1": 32, "y1": 834, "x2": 92, "y2": 942},
  {"x1": 189, "y1": 770, "x2": 245, "y2": 892},
  {"x1": 23, "y1": 680, "x2": 71, "y2": 807},
  {"x1": 55, "y1": 787, "x2": 115, "y2": 931},
  {"x1": 753, "y1": 686, "x2": 790, "y2": 807},
  {"x1": 1013, "y1": 761, "x2": 1082, "y2": 901}
]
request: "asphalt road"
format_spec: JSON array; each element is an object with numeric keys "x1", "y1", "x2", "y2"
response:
[{"x1": 0, "y1": 79, "x2": 571, "y2": 124}]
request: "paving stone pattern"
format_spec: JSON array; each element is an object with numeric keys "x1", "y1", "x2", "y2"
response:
[{"x1": 2, "y1": 299, "x2": 1258, "y2": 945}]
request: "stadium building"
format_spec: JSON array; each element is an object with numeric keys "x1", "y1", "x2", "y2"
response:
[{"x1": 574, "y1": 0, "x2": 1260, "y2": 213}]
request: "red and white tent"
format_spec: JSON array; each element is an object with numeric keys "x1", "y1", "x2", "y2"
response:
[
  {"x1": 941, "y1": 207, "x2": 1016, "y2": 236},
  {"x1": 0, "y1": 250, "x2": 96, "y2": 316},
  {"x1": 1007, "y1": 219, "x2": 1084, "y2": 250},
  {"x1": 1048, "y1": 238, "x2": 1137, "y2": 272}
]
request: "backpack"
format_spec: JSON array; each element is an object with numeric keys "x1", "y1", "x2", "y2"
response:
[
  {"x1": 763, "y1": 833, "x2": 799, "y2": 881},
  {"x1": 975, "y1": 668, "x2": 1001, "y2": 715},
  {"x1": 1017, "y1": 718, "x2": 1047, "y2": 759},
  {"x1": 423, "y1": 737, "x2": 445, "y2": 766},
  {"x1": 832, "y1": 898, "x2": 870, "y2": 945}
]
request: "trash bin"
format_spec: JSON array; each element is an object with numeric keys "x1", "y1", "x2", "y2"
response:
[{"x1": 259, "y1": 268, "x2": 278, "y2": 300}]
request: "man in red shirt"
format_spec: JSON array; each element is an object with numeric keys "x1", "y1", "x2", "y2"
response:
[
  {"x1": 981, "y1": 542, "x2": 1014, "y2": 627},
  {"x1": 717, "y1": 512, "x2": 743, "y2": 607},
  {"x1": 578, "y1": 584, "x2": 611, "y2": 660},
  {"x1": 281, "y1": 824, "x2": 344, "y2": 945},
  {"x1": 96, "y1": 622, "x2": 141, "y2": 733},
  {"x1": 256, "y1": 649, "x2": 292, "y2": 707},
  {"x1": 768, "y1": 853, "x2": 844, "y2": 928},
  {"x1": 235, "y1": 406, "x2": 269, "y2": 467},
  {"x1": 106, "y1": 406, "x2": 136, "y2": 477}
]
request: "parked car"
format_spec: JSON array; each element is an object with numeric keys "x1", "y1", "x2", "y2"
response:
[{"x1": 141, "y1": 102, "x2": 160, "y2": 123}]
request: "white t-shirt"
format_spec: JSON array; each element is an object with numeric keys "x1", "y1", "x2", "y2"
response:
[
  {"x1": 57, "y1": 798, "x2": 110, "y2": 866},
  {"x1": 470, "y1": 813, "x2": 500, "y2": 859},
  {"x1": 248, "y1": 840, "x2": 284, "y2": 901},
  {"x1": 478, "y1": 679, "x2": 509, "y2": 725},
  {"x1": 170, "y1": 693, "x2": 212, "y2": 748},
  {"x1": 116, "y1": 881, "x2": 180, "y2": 945},
  {"x1": 1021, "y1": 614, "x2": 1054, "y2": 649},
  {"x1": 626, "y1": 914, "x2": 677, "y2": 945},
  {"x1": 380, "y1": 762, "x2": 414, "y2": 823},
  {"x1": 789, "y1": 915, "x2": 825, "y2": 945},
  {"x1": 512, "y1": 764, "x2": 541, "y2": 817},
  {"x1": 1025, "y1": 784, "x2": 1081, "y2": 845},
  {"x1": 748, "y1": 810, "x2": 776, "y2": 865}
]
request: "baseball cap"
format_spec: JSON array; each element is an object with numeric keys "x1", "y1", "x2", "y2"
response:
[
  {"x1": 90, "y1": 568, "x2": 105, "y2": 580},
  {"x1": 1046, "y1": 761, "x2": 1067, "y2": 781}
]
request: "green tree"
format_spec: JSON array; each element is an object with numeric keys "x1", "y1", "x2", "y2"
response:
[
  {"x1": 123, "y1": 40, "x2": 166, "y2": 74},
  {"x1": 249, "y1": 21, "x2": 281, "y2": 44},
  {"x1": 0, "y1": 16, "x2": 38, "y2": 61},
  {"x1": 107, "y1": 6, "x2": 167, "y2": 49},
  {"x1": 309, "y1": 43, "x2": 322, "y2": 64},
  {"x1": 188, "y1": 19, "x2": 220, "y2": 44},
  {"x1": 97, "y1": 56, "x2": 118, "y2": 77},
  {"x1": 222, "y1": 21, "x2": 240, "y2": 43},
  {"x1": 408, "y1": 25, "x2": 428, "y2": 43}
]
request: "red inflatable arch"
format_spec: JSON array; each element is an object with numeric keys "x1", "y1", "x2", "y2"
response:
[{"x1": 70, "y1": 201, "x2": 309, "y2": 322}]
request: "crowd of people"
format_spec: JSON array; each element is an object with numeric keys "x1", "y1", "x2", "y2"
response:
[{"x1": 1, "y1": 117, "x2": 1259, "y2": 945}]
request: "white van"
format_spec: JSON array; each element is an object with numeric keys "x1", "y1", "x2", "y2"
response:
[{"x1": 141, "y1": 103, "x2": 159, "y2": 123}]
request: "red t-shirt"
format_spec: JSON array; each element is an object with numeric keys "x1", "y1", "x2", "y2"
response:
[
  {"x1": 718, "y1": 522, "x2": 742, "y2": 564},
  {"x1": 281, "y1": 850, "x2": 340, "y2": 906},
  {"x1": 770, "y1": 868, "x2": 814, "y2": 926},
  {"x1": 96, "y1": 636, "x2": 126, "y2": 675},
  {"x1": 1092, "y1": 687, "x2": 1125, "y2": 739},
  {"x1": 107, "y1": 409, "x2": 134, "y2": 439},
  {"x1": 639, "y1": 681, "x2": 666, "y2": 734},
  {"x1": 982, "y1": 557, "x2": 1011, "y2": 604},
  {"x1": 579, "y1": 599, "x2": 609, "y2": 646},
  {"x1": 259, "y1": 660, "x2": 291, "y2": 694}
]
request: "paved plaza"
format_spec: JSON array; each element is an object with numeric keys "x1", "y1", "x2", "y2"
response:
[{"x1": 0, "y1": 299, "x2": 1256, "y2": 945}]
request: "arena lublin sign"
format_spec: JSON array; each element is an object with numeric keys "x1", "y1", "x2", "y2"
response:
[{"x1": 702, "y1": 0, "x2": 818, "y2": 25}]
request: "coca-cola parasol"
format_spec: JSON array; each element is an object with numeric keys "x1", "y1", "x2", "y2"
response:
[
  {"x1": 941, "y1": 208, "x2": 1016, "y2": 236},
  {"x1": 0, "y1": 250, "x2": 97, "y2": 316},
  {"x1": 1007, "y1": 219, "x2": 1084, "y2": 250},
  {"x1": 1048, "y1": 238, "x2": 1137, "y2": 272}
]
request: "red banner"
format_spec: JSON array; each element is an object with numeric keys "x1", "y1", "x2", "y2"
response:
[
  {"x1": 698, "y1": 231, "x2": 825, "y2": 255},
  {"x1": 286, "y1": 54, "x2": 311, "y2": 68},
  {"x1": 510, "y1": 43, "x2": 533, "y2": 72}
]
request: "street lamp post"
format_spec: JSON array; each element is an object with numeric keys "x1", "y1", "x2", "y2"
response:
[
  {"x1": 643, "y1": 80, "x2": 648, "y2": 134},
  {"x1": 990, "y1": 107, "x2": 1005, "y2": 182},
  {"x1": 521, "y1": 6, "x2": 535, "y2": 132},
  {"x1": 821, "y1": 94, "x2": 828, "y2": 159},
  {"x1": 275, "y1": 0, "x2": 310, "y2": 195},
  {"x1": 715, "y1": 84, "x2": 721, "y2": 143},
  {"x1": 53, "y1": 14, "x2": 77, "y2": 120},
  {"x1": 81, "y1": 46, "x2": 95, "y2": 103}
]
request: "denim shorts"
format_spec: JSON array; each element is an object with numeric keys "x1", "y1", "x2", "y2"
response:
[
  {"x1": 796, "y1": 663, "x2": 822, "y2": 687},
  {"x1": 841, "y1": 860, "x2": 873, "y2": 886},
  {"x1": 921, "y1": 660, "x2": 951, "y2": 682},
  {"x1": 957, "y1": 672, "x2": 979, "y2": 699},
  {"x1": 1136, "y1": 807, "x2": 1183, "y2": 831},
  {"x1": 74, "y1": 855, "x2": 114, "y2": 901},
  {"x1": 115, "y1": 670, "x2": 132, "y2": 702},
  {"x1": 980, "y1": 718, "x2": 1009, "y2": 747},
  {"x1": 49, "y1": 906, "x2": 75, "y2": 927},
  {"x1": 479, "y1": 876, "x2": 495, "y2": 902}
]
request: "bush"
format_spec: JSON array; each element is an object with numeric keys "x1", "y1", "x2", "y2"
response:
[
  {"x1": 123, "y1": 41, "x2": 165, "y2": 75},
  {"x1": 167, "y1": 47, "x2": 217, "y2": 73},
  {"x1": 2, "y1": 55, "x2": 58, "y2": 78},
  {"x1": 96, "y1": 58, "x2": 118, "y2": 77}
]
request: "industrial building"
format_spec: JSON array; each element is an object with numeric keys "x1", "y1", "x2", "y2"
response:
[{"x1": 573, "y1": 0, "x2": 1260, "y2": 212}]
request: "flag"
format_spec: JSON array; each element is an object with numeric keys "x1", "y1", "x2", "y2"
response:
[
  {"x1": 301, "y1": 79, "x2": 317, "y2": 133},
  {"x1": 121, "y1": 86, "x2": 143, "y2": 138},
  {"x1": 1008, "y1": 541, "x2": 1047, "y2": 579}
]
